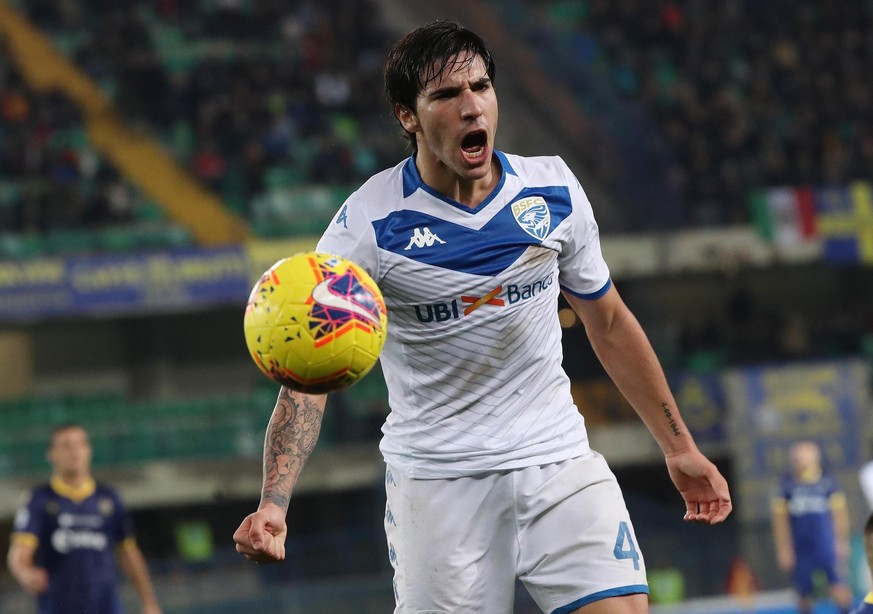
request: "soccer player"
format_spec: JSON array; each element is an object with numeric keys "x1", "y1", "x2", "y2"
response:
[
  {"x1": 850, "y1": 512, "x2": 873, "y2": 614},
  {"x1": 233, "y1": 20, "x2": 731, "y2": 613},
  {"x1": 771, "y1": 440, "x2": 853, "y2": 614},
  {"x1": 7, "y1": 423, "x2": 162, "y2": 614}
]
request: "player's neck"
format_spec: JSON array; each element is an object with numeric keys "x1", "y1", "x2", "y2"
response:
[
  {"x1": 54, "y1": 471, "x2": 92, "y2": 489},
  {"x1": 417, "y1": 155, "x2": 500, "y2": 208},
  {"x1": 796, "y1": 466, "x2": 822, "y2": 483},
  {"x1": 50, "y1": 473, "x2": 96, "y2": 502}
]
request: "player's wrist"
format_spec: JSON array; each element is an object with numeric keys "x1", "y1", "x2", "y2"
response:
[
  {"x1": 257, "y1": 497, "x2": 288, "y2": 514},
  {"x1": 661, "y1": 437, "x2": 699, "y2": 459}
]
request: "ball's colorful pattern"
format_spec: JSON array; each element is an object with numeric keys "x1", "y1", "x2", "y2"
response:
[{"x1": 244, "y1": 252, "x2": 387, "y2": 393}]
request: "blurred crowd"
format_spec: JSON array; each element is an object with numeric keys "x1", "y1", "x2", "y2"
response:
[
  {"x1": 525, "y1": 0, "x2": 873, "y2": 227},
  {"x1": 674, "y1": 277, "x2": 873, "y2": 370},
  {"x1": 0, "y1": 57, "x2": 144, "y2": 235},
  {"x1": 5, "y1": 0, "x2": 873, "y2": 237},
  {"x1": 2, "y1": 0, "x2": 403, "y2": 246}
]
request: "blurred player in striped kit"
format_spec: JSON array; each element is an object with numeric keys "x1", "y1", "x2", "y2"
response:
[
  {"x1": 772, "y1": 440, "x2": 853, "y2": 614},
  {"x1": 7, "y1": 423, "x2": 162, "y2": 614},
  {"x1": 234, "y1": 20, "x2": 731, "y2": 614}
]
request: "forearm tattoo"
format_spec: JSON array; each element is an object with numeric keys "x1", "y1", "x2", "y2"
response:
[
  {"x1": 662, "y1": 402, "x2": 682, "y2": 436},
  {"x1": 261, "y1": 388, "x2": 325, "y2": 510}
]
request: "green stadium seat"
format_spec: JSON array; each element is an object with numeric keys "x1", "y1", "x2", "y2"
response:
[
  {"x1": 43, "y1": 230, "x2": 99, "y2": 255},
  {"x1": 263, "y1": 166, "x2": 307, "y2": 191},
  {"x1": 136, "y1": 201, "x2": 168, "y2": 222},
  {"x1": 219, "y1": 165, "x2": 247, "y2": 215},
  {"x1": 0, "y1": 384, "x2": 382, "y2": 474},
  {"x1": 168, "y1": 121, "x2": 195, "y2": 162},
  {"x1": 6, "y1": 238, "x2": 32, "y2": 259},
  {"x1": 100, "y1": 227, "x2": 138, "y2": 252}
]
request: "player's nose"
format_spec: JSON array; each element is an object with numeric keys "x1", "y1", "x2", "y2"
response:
[{"x1": 460, "y1": 89, "x2": 483, "y2": 118}]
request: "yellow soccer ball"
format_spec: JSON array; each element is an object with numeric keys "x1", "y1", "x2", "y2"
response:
[{"x1": 244, "y1": 252, "x2": 388, "y2": 393}]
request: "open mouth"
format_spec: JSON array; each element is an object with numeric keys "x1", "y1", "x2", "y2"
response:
[{"x1": 461, "y1": 130, "x2": 488, "y2": 161}]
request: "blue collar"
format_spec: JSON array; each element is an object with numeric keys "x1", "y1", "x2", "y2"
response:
[{"x1": 400, "y1": 150, "x2": 517, "y2": 213}]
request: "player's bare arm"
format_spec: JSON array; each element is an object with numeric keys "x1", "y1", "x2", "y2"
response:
[
  {"x1": 831, "y1": 493, "x2": 851, "y2": 560},
  {"x1": 7, "y1": 541, "x2": 48, "y2": 595},
  {"x1": 116, "y1": 542, "x2": 162, "y2": 614},
  {"x1": 771, "y1": 500, "x2": 795, "y2": 571},
  {"x1": 261, "y1": 387, "x2": 327, "y2": 510},
  {"x1": 234, "y1": 387, "x2": 327, "y2": 563},
  {"x1": 565, "y1": 285, "x2": 732, "y2": 524}
]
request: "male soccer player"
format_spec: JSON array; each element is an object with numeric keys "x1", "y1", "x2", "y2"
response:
[
  {"x1": 850, "y1": 512, "x2": 873, "y2": 614},
  {"x1": 772, "y1": 440, "x2": 853, "y2": 614},
  {"x1": 7, "y1": 423, "x2": 162, "y2": 614},
  {"x1": 234, "y1": 20, "x2": 731, "y2": 613}
]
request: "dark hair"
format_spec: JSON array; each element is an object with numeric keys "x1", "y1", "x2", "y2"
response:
[
  {"x1": 866, "y1": 512, "x2": 873, "y2": 536},
  {"x1": 384, "y1": 20, "x2": 496, "y2": 149}
]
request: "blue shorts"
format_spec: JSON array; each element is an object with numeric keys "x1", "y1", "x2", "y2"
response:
[{"x1": 793, "y1": 552, "x2": 843, "y2": 596}]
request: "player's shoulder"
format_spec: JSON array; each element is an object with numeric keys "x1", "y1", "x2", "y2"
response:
[
  {"x1": 21, "y1": 483, "x2": 52, "y2": 504},
  {"x1": 776, "y1": 473, "x2": 795, "y2": 491},
  {"x1": 30, "y1": 482, "x2": 54, "y2": 498},
  {"x1": 343, "y1": 158, "x2": 410, "y2": 216},
  {"x1": 499, "y1": 151, "x2": 573, "y2": 184},
  {"x1": 822, "y1": 472, "x2": 843, "y2": 490},
  {"x1": 94, "y1": 481, "x2": 122, "y2": 498}
]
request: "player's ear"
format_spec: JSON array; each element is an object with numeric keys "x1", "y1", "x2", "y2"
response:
[{"x1": 395, "y1": 103, "x2": 420, "y2": 134}]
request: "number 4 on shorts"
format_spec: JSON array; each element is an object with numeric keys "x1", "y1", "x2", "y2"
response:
[{"x1": 613, "y1": 521, "x2": 640, "y2": 570}]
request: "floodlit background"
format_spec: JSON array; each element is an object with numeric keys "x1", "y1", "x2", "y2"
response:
[{"x1": 1, "y1": 0, "x2": 872, "y2": 612}]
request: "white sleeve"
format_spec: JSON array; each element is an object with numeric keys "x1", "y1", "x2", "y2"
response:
[
  {"x1": 555, "y1": 158, "x2": 611, "y2": 298},
  {"x1": 860, "y1": 461, "x2": 873, "y2": 511},
  {"x1": 316, "y1": 191, "x2": 381, "y2": 282}
]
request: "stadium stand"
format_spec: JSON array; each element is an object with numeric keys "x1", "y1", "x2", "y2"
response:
[
  {"x1": 0, "y1": 48, "x2": 195, "y2": 257},
  {"x1": 498, "y1": 0, "x2": 873, "y2": 229},
  {"x1": 4, "y1": 0, "x2": 403, "y2": 244}
]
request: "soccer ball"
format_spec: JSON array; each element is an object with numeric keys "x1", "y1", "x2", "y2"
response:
[{"x1": 244, "y1": 252, "x2": 388, "y2": 394}]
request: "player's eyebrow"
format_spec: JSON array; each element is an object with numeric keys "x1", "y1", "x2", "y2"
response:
[{"x1": 426, "y1": 75, "x2": 491, "y2": 99}]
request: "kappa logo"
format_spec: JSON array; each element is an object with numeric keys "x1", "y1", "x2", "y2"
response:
[
  {"x1": 404, "y1": 227, "x2": 446, "y2": 250},
  {"x1": 511, "y1": 196, "x2": 551, "y2": 240}
]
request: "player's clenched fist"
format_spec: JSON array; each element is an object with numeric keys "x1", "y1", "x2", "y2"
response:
[{"x1": 233, "y1": 503, "x2": 288, "y2": 564}]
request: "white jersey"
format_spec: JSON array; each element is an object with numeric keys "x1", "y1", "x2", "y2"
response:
[
  {"x1": 317, "y1": 151, "x2": 611, "y2": 478},
  {"x1": 860, "y1": 460, "x2": 873, "y2": 510}
]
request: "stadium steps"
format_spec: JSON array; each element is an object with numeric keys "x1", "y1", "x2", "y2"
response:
[
  {"x1": 0, "y1": 391, "x2": 271, "y2": 475},
  {"x1": 0, "y1": 370, "x2": 389, "y2": 477},
  {"x1": 0, "y1": 2, "x2": 250, "y2": 247},
  {"x1": 250, "y1": 184, "x2": 356, "y2": 238}
]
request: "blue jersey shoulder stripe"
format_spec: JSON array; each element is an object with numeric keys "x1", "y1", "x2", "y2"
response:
[{"x1": 373, "y1": 186, "x2": 572, "y2": 276}]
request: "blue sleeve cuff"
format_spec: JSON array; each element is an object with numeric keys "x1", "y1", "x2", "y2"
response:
[{"x1": 560, "y1": 278, "x2": 612, "y2": 301}]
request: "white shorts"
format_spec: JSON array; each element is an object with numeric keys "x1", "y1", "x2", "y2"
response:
[{"x1": 383, "y1": 452, "x2": 648, "y2": 614}]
